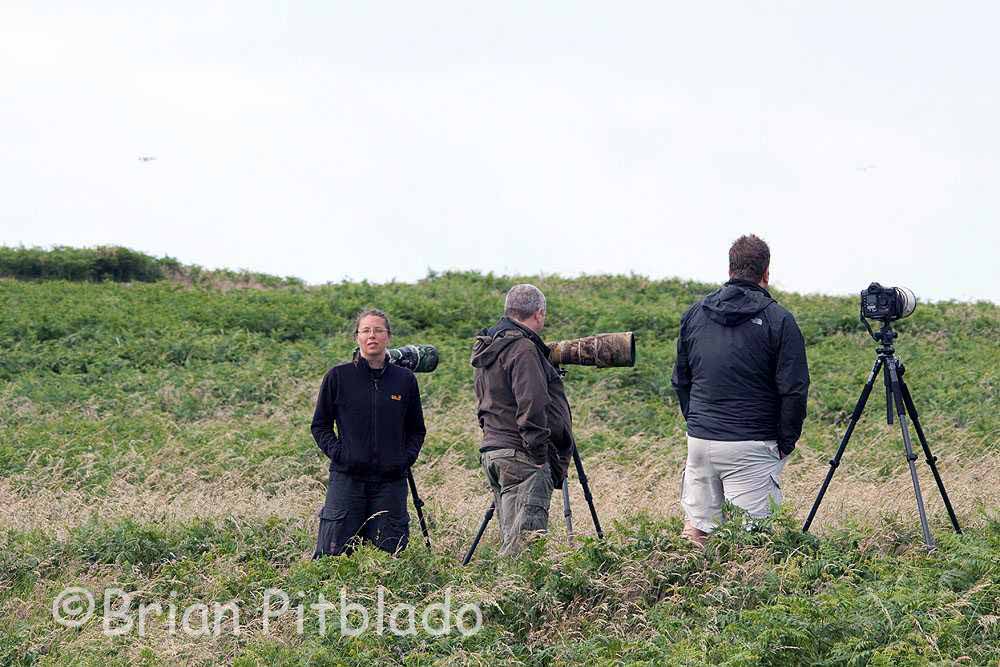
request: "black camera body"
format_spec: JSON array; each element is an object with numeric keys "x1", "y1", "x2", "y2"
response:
[{"x1": 861, "y1": 283, "x2": 916, "y2": 321}]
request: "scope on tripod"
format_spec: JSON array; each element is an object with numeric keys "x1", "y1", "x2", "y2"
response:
[{"x1": 861, "y1": 283, "x2": 916, "y2": 322}]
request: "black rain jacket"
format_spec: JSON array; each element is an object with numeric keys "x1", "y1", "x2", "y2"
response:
[
  {"x1": 311, "y1": 352, "x2": 426, "y2": 480},
  {"x1": 671, "y1": 280, "x2": 810, "y2": 455}
]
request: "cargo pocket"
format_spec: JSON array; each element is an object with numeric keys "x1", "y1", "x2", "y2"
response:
[
  {"x1": 680, "y1": 467, "x2": 698, "y2": 519},
  {"x1": 490, "y1": 448, "x2": 518, "y2": 459},
  {"x1": 494, "y1": 449, "x2": 535, "y2": 489},
  {"x1": 519, "y1": 465, "x2": 553, "y2": 533},
  {"x1": 768, "y1": 472, "x2": 784, "y2": 508},
  {"x1": 318, "y1": 507, "x2": 349, "y2": 521},
  {"x1": 315, "y1": 507, "x2": 358, "y2": 557},
  {"x1": 521, "y1": 498, "x2": 549, "y2": 534}
]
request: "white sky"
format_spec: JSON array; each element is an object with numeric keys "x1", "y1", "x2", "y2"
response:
[{"x1": 2, "y1": 2, "x2": 998, "y2": 302}]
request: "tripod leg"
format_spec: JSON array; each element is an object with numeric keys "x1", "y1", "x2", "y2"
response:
[
  {"x1": 572, "y1": 445, "x2": 604, "y2": 539},
  {"x1": 886, "y1": 360, "x2": 936, "y2": 550},
  {"x1": 562, "y1": 477, "x2": 575, "y2": 546},
  {"x1": 462, "y1": 501, "x2": 495, "y2": 566},
  {"x1": 885, "y1": 378, "x2": 894, "y2": 425},
  {"x1": 897, "y1": 374, "x2": 962, "y2": 534},
  {"x1": 406, "y1": 471, "x2": 432, "y2": 549},
  {"x1": 803, "y1": 358, "x2": 882, "y2": 533}
]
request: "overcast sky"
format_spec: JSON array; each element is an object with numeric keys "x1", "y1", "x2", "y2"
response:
[{"x1": 2, "y1": 2, "x2": 998, "y2": 302}]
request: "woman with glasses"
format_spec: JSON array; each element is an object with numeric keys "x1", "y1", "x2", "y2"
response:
[{"x1": 311, "y1": 308, "x2": 426, "y2": 556}]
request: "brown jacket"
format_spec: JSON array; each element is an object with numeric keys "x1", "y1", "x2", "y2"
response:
[{"x1": 471, "y1": 318, "x2": 574, "y2": 480}]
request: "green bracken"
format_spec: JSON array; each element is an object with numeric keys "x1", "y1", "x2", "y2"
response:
[{"x1": 0, "y1": 248, "x2": 997, "y2": 665}]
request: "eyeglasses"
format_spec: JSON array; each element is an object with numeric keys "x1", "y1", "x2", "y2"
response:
[{"x1": 357, "y1": 327, "x2": 388, "y2": 336}]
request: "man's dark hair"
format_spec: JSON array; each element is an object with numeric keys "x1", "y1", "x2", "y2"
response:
[
  {"x1": 353, "y1": 308, "x2": 391, "y2": 335},
  {"x1": 728, "y1": 235, "x2": 770, "y2": 283}
]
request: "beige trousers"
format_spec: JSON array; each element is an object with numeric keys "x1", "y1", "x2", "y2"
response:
[{"x1": 680, "y1": 435, "x2": 786, "y2": 533}]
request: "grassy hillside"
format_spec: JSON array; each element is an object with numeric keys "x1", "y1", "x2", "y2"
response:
[{"x1": 1, "y1": 264, "x2": 997, "y2": 665}]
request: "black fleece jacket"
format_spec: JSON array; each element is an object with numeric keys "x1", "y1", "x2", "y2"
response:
[
  {"x1": 311, "y1": 353, "x2": 426, "y2": 480},
  {"x1": 671, "y1": 280, "x2": 810, "y2": 454}
]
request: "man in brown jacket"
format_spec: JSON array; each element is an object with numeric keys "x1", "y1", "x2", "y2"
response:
[{"x1": 471, "y1": 284, "x2": 575, "y2": 556}]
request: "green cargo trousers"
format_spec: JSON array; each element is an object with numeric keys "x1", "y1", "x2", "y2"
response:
[{"x1": 480, "y1": 447, "x2": 554, "y2": 556}]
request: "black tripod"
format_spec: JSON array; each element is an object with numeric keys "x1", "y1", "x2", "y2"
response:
[
  {"x1": 406, "y1": 470, "x2": 432, "y2": 549},
  {"x1": 802, "y1": 319, "x2": 961, "y2": 550},
  {"x1": 462, "y1": 444, "x2": 604, "y2": 565}
]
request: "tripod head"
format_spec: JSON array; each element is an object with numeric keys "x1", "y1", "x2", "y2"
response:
[{"x1": 861, "y1": 315, "x2": 898, "y2": 356}]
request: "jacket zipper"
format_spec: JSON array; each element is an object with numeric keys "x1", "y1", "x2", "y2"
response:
[{"x1": 371, "y1": 374, "x2": 379, "y2": 468}]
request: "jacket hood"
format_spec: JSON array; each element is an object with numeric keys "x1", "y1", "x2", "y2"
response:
[
  {"x1": 470, "y1": 317, "x2": 548, "y2": 368},
  {"x1": 701, "y1": 280, "x2": 775, "y2": 326}
]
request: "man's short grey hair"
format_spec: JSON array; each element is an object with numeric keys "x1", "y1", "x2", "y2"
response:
[{"x1": 504, "y1": 284, "x2": 546, "y2": 321}]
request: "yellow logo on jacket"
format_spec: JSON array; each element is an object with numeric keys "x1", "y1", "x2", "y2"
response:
[{"x1": 391, "y1": 394, "x2": 402, "y2": 401}]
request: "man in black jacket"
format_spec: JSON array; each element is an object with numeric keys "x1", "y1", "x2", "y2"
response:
[
  {"x1": 311, "y1": 309, "x2": 426, "y2": 556},
  {"x1": 671, "y1": 235, "x2": 809, "y2": 545}
]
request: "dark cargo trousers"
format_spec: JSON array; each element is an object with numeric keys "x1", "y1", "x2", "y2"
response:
[
  {"x1": 314, "y1": 469, "x2": 410, "y2": 557},
  {"x1": 481, "y1": 448, "x2": 554, "y2": 556}
]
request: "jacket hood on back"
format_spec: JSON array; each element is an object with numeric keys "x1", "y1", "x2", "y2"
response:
[
  {"x1": 701, "y1": 280, "x2": 775, "y2": 326},
  {"x1": 470, "y1": 317, "x2": 548, "y2": 368}
]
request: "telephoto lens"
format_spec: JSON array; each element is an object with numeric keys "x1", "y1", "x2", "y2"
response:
[
  {"x1": 547, "y1": 332, "x2": 636, "y2": 368},
  {"x1": 387, "y1": 344, "x2": 439, "y2": 373},
  {"x1": 893, "y1": 286, "x2": 917, "y2": 319},
  {"x1": 861, "y1": 283, "x2": 917, "y2": 321}
]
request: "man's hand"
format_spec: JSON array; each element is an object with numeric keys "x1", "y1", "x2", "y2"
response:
[
  {"x1": 548, "y1": 442, "x2": 570, "y2": 489},
  {"x1": 325, "y1": 440, "x2": 343, "y2": 462},
  {"x1": 528, "y1": 446, "x2": 548, "y2": 466}
]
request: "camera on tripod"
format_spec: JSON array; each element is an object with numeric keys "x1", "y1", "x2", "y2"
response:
[
  {"x1": 804, "y1": 281, "x2": 961, "y2": 551},
  {"x1": 861, "y1": 283, "x2": 917, "y2": 321}
]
